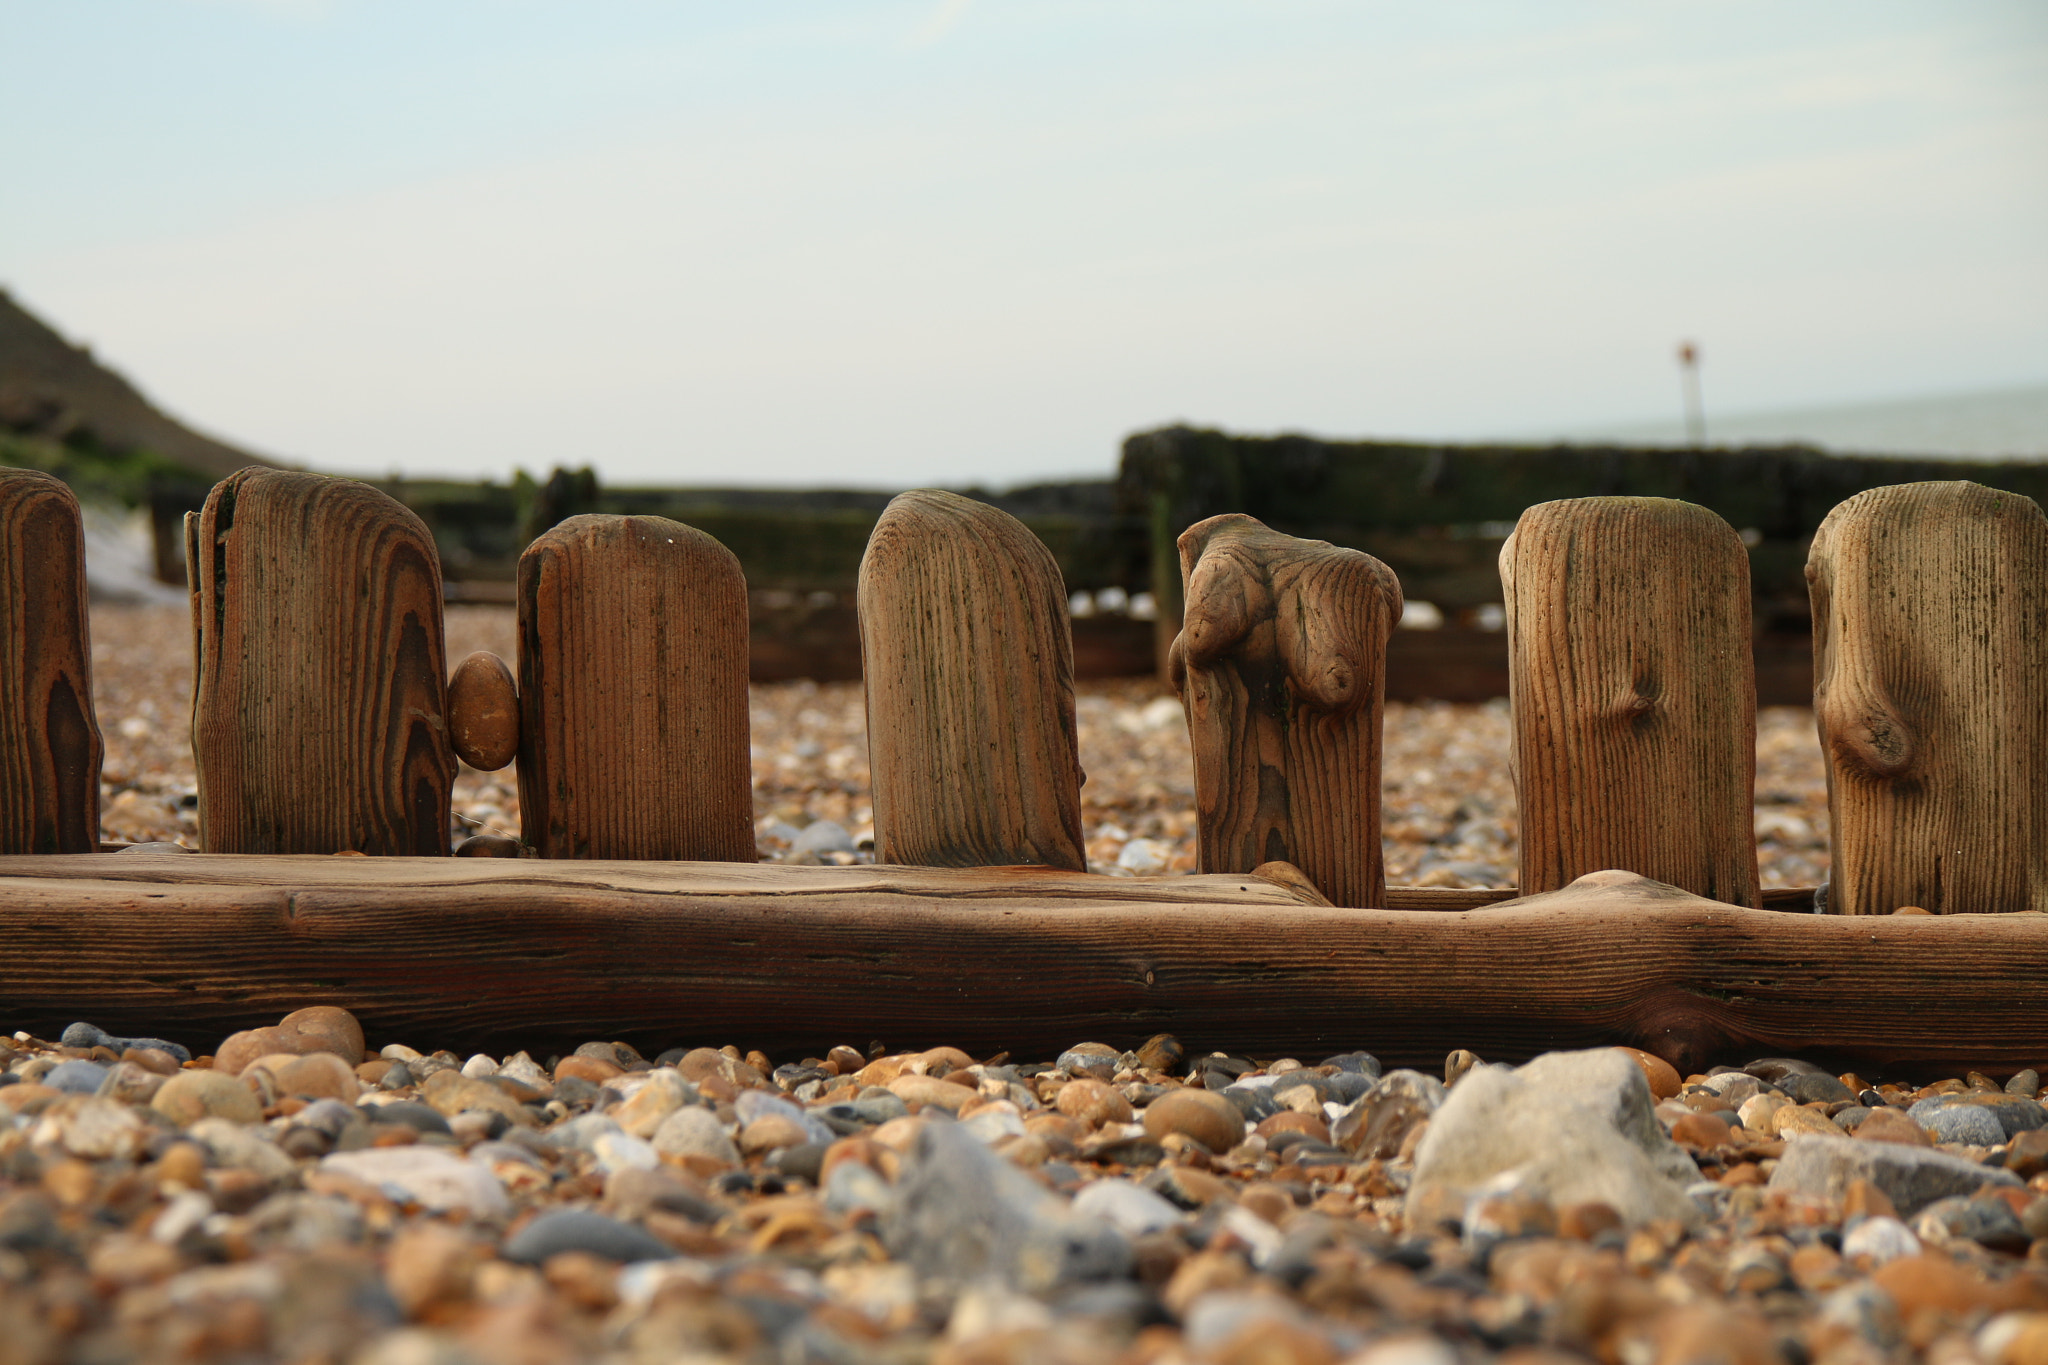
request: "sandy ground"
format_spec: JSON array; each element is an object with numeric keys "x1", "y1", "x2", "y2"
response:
[{"x1": 86, "y1": 605, "x2": 1831, "y2": 890}]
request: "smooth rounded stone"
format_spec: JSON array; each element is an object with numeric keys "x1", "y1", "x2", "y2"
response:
[
  {"x1": 889, "y1": 1073, "x2": 976, "y2": 1113},
  {"x1": 813, "y1": 1104, "x2": 871, "y2": 1137},
  {"x1": 215, "y1": 1005, "x2": 366, "y2": 1073},
  {"x1": 592, "y1": 1131, "x2": 661, "y2": 1175},
  {"x1": 1739, "y1": 1092, "x2": 1791, "y2": 1133},
  {"x1": 766, "y1": 1141, "x2": 830, "y2": 1185},
  {"x1": 322, "y1": 1146, "x2": 511, "y2": 1218},
  {"x1": 1980, "y1": 1312, "x2": 2048, "y2": 1365},
  {"x1": 547, "y1": 1113, "x2": 625, "y2": 1154},
  {"x1": 1072, "y1": 1179, "x2": 1185, "y2": 1237},
  {"x1": 614, "y1": 1069, "x2": 696, "y2": 1138},
  {"x1": 153, "y1": 1070, "x2": 263, "y2": 1125},
  {"x1": 95, "y1": 1060, "x2": 167, "y2": 1106},
  {"x1": 1914, "y1": 1195, "x2": 2029, "y2": 1251},
  {"x1": 1331, "y1": 1070, "x2": 1445, "y2": 1160},
  {"x1": 60, "y1": 1023, "x2": 191, "y2": 1063},
  {"x1": 1057, "y1": 1044, "x2": 1122, "y2": 1081},
  {"x1": 1056, "y1": 1079, "x2": 1134, "y2": 1128},
  {"x1": 1774, "y1": 1104, "x2": 1847, "y2": 1140},
  {"x1": 740, "y1": 1113, "x2": 815, "y2": 1155},
  {"x1": 1910, "y1": 1098, "x2": 2009, "y2": 1146},
  {"x1": 1614, "y1": 1048, "x2": 1682, "y2": 1100},
  {"x1": 365, "y1": 1100, "x2": 453, "y2": 1135},
  {"x1": 1914, "y1": 1092, "x2": 2048, "y2": 1140},
  {"x1": 824, "y1": 1158, "x2": 897, "y2": 1219},
  {"x1": 1135, "y1": 1033, "x2": 1185, "y2": 1074},
  {"x1": 1745, "y1": 1057, "x2": 1830, "y2": 1083},
  {"x1": 603, "y1": 1166, "x2": 725, "y2": 1226},
  {"x1": 1768, "y1": 1134, "x2": 2021, "y2": 1217},
  {"x1": 1840, "y1": 1215, "x2": 1922, "y2": 1266},
  {"x1": 1141, "y1": 1089, "x2": 1246, "y2": 1154},
  {"x1": 43, "y1": 1060, "x2": 110, "y2": 1095},
  {"x1": 447, "y1": 650, "x2": 520, "y2": 770},
  {"x1": 419, "y1": 1070, "x2": 536, "y2": 1127},
  {"x1": 651, "y1": 1105, "x2": 740, "y2": 1166},
  {"x1": 1220, "y1": 1087, "x2": 1279, "y2": 1125},
  {"x1": 1406, "y1": 1049, "x2": 1703, "y2": 1230},
  {"x1": 1778, "y1": 1072, "x2": 1859, "y2": 1106},
  {"x1": 502, "y1": 1208, "x2": 675, "y2": 1265},
  {"x1": 459, "y1": 1053, "x2": 498, "y2": 1079},
  {"x1": 2006, "y1": 1069, "x2": 2042, "y2": 1098},
  {"x1": 248, "y1": 1051, "x2": 359, "y2": 1102}
]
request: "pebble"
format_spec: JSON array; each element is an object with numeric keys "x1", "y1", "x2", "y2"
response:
[
  {"x1": 152, "y1": 1068, "x2": 263, "y2": 1124},
  {"x1": 59, "y1": 1021, "x2": 191, "y2": 1063},
  {"x1": 650, "y1": 1104, "x2": 741, "y2": 1166},
  {"x1": 320, "y1": 1146, "x2": 510, "y2": 1218},
  {"x1": 1141, "y1": 1088, "x2": 1247, "y2": 1153}
]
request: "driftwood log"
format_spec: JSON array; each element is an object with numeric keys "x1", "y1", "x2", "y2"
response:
[
  {"x1": 1501, "y1": 497, "x2": 1760, "y2": 905},
  {"x1": 1169, "y1": 515, "x2": 1401, "y2": 907},
  {"x1": 859, "y1": 490, "x2": 1086, "y2": 869},
  {"x1": 0, "y1": 469, "x2": 101, "y2": 853},
  {"x1": 1809, "y1": 481, "x2": 2048, "y2": 915},
  {"x1": 516, "y1": 515, "x2": 752, "y2": 862},
  {"x1": 189, "y1": 470, "x2": 454, "y2": 855},
  {"x1": 0, "y1": 858, "x2": 2037, "y2": 1074}
]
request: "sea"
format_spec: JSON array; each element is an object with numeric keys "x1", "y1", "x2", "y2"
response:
[{"x1": 1542, "y1": 380, "x2": 2048, "y2": 462}]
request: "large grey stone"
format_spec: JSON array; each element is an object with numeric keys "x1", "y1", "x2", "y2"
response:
[
  {"x1": 1405, "y1": 1048, "x2": 1702, "y2": 1229},
  {"x1": 884, "y1": 1119, "x2": 1130, "y2": 1292},
  {"x1": 1766, "y1": 1135, "x2": 2020, "y2": 1217},
  {"x1": 1911, "y1": 1093, "x2": 2048, "y2": 1141}
]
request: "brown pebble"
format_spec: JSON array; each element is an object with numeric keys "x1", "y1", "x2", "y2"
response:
[
  {"x1": 739, "y1": 1114, "x2": 811, "y2": 1155},
  {"x1": 1142, "y1": 1089, "x2": 1246, "y2": 1154},
  {"x1": 455, "y1": 834, "x2": 523, "y2": 857},
  {"x1": 1842, "y1": 1177, "x2": 1899, "y2": 1223},
  {"x1": 825, "y1": 1046, "x2": 865, "y2": 1074},
  {"x1": 1135, "y1": 1033, "x2": 1185, "y2": 1074},
  {"x1": 2007, "y1": 1129, "x2": 2048, "y2": 1177},
  {"x1": 447, "y1": 651, "x2": 520, "y2": 770},
  {"x1": 385, "y1": 1221, "x2": 481, "y2": 1317},
  {"x1": 1055, "y1": 1078, "x2": 1134, "y2": 1128},
  {"x1": 1893, "y1": 905, "x2": 1932, "y2": 914},
  {"x1": 42, "y1": 1159, "x2": 98, "y2": 1207},
  {"x1": 1854, "y1": 1107, "x2": 1932, "y2": 1147},
  {"x1": 888, "y1": 1073, "x2": 975, "y2": 1113},
  {"x1": 1670, "y1": 1111, "x2": 1733, "y2": 1150},
  {"x1": 1256, "y1": 1111, "x2": 1331, "y2": 1145},
  {"x1": 153, "y1": 1141, "x2": 207, "y2": 1190},
  {"x1": 1615, "y1": 1047, "x2": 1682, "y2": 1100},
  {"x1": 1236, "y1": 1182, "x2": 1296, "y2": 1227},
  {"x1": 555, "y1": 1055, "x2": 624, "y2": 1085},
  {"x1": 247, "y1": 1051, "x2": 359, "y2": 1101},
  {"x1": 122, "y1": 1047, "x2": 180, "y2": 1076},
  {"x1": 152, "y1": 1070, "x2": 262, "y2": 1125}
]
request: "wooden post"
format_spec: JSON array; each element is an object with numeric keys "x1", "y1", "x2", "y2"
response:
[
  {"x1": 516, "y1": 514, "x2": 752, "y2": 861},
  {"x1": 0, "y1": 469, "x2": 102, "y2": 853},
  {"x1": 859, "y1": 490, "x2": 1086, "y2": 870},
  {"x1": 1167, "y1": 514, "x2": 1401, "y2": 908},
  {"x1": 1501, "y1": 497, "x2": 1759, "y2": 906},
  {"x1": 1807, "y1": 481, "x2": 2048, "y2": 914},
  {"x1": 190, "y1": 469, "x2": 455, "y2": 855}
]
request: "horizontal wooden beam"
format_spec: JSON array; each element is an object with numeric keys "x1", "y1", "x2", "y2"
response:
[{"x1": 0, "y1": 858, "x2": 2036, "y2": 1076}]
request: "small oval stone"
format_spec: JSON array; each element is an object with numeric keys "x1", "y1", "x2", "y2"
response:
[
  {"x1": 1055, "y1": 1078, "x2": 1134, "y2": 1128},
  {"x1": 1142, "y1": 1089, "x2": 1246, "y2": 1154},
  {"x1": 152, "y1": 1070, "x2": 263, "y2": 1125},
  {"x1": 447, "y1": 651, "x2": 520, "y2": 771}
]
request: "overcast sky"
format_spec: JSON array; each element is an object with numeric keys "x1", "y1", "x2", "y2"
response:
[{"x1": 5, "y1": 1, "x2": 2044, "y2": 486}]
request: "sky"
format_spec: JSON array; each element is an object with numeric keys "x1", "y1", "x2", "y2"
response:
[{"x1": 4, "y1": 1, "x2": 2045, "y2": 487}]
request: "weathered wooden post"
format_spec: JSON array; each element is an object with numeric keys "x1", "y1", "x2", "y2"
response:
[
  {"x1": 859, "y1": 489, "x2": 1086, "y2": 869},
  {"x1": 516, "y1": 514, "x2": 753, "y2": 861},
  {"x1": 1168, "y1": 514, "x2": 1401, "y2": 908},
  {"x1": 190, "y1": 469, "x2": 456, "y2": 854},
  {"x1": 0, "y1": 469, "x2": 102, "y2": 853},
  {"x1": 1500, "y1": 497, "x2": 1759, "y2": 906},
  {"x1": 1808, "y1": 481, "x2": 2048, "y2": 914}
]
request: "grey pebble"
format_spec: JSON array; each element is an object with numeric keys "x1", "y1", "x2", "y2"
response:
[
  {"x1": 1913, "y1": 1194, "x2": 2029, "y2": 1250},
  {"x1": 59, "y1": 1022, "x2": 190, "y2": 1064},
  {"x1": 1909, "y1": 1098, "x2": 2015, "y2": 1146},
  {"x1": 2006, "y1": 1069, "x2": 2041, "y2": 1098},
  {"x1": 1777, "y1": 1072, "x2": 1857, "y2": 1106},
  {"x1": 365, "y1": 1101, "x2": 453, "y2": 1136},
  {"x1": 44, "y1": 1060, "x2": 110, "y2": 1095},
  {"x1": 501, "y1": 1209, "x2": 675, "y2": 1264}
]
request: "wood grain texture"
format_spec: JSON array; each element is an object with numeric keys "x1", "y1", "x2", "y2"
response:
[
  {"x1": 0, "y1": 857, "x2": 2036, "y2": 1074},
  {"x1": 1808, "y1": 481, "x2": 2048, "y2": 914},
  {"x1": 517, "y1": 514, "x2": 752, "y2": 861},
  {"x1": 1501, "y1": 497, "x2": 1760, "y2": 905},
  {"x1": 447, "y1": 651, "x2": 519, "y2": 771},
  {"x1": 859, "y1": 490, "x2": 1085, "y2": 869},
  {"x1": 0, "y1": 469, "x2": 101, "y2": 852},
  {"x1": 190, "y1": 469, "x2": 454, "y2": 855},
  {"x1": 1168, "y1": 514, "x2": 1401, "y2": 908}
]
